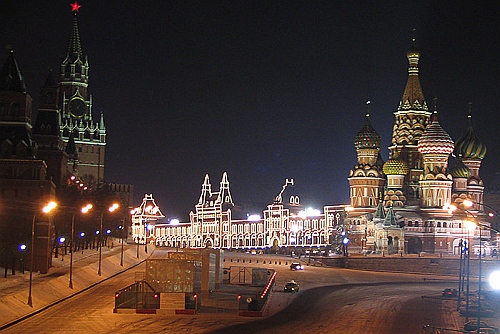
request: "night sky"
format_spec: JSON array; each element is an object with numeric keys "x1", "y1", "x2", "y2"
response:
[{"x1": 2, "y1": 1, "x2": 499, "y2": 220}]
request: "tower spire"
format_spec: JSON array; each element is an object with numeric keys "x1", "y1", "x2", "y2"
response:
[
  {"x1": 217, "y1": 172, "x2": 234, "y2": 206},
  {"x1": 198, "y1": 174, "x2": 212, "y2": 205},
  {"x1": 0, "y1": 49, "x2": 27, "y2": 93},
  {"x1": 67, "y1": 11, "x2": 83, "y2": 60},
  {"x1": 399, "y1": 30, "x2": 427, "y2": 112}
]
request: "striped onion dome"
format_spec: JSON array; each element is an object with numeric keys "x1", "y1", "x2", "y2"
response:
[
  {"x1": 417, "y1": 112, "x2": 454, "y2": 155},
  {"x1": 383, "y1": 156, "x2": 409, "y2": 175},
  {"x1": 449, "y1": 162, "x2": 471, "y2": 179},
  {"x1": 354, "y1": 113, "x2": 381, "y2": 150},
  {"x1": 454, "y1": 114, "x2": 487, "y2": 160}
]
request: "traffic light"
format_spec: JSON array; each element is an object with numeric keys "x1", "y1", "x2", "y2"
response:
[{"x1": 461, "y1": 240, "x2": 468, "y2": 253}]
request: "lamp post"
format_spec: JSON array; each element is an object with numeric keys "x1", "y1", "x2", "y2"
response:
[
  {"x1": 98, "y1": 203, "x2": 119, "y2": 276},
  {"x1": 28, "y1": 201, "x2": 57, "y2": 307},
  {"x1": 463, "y1": 220, "x2": 476, "y2": 323},
  {"x1": 69, "y1": 204, "x2": 92, "y2": 289},
  {"x1": 119, "y1": 223, "x2": 124, "y2": 267},
  {"x1": 478, "y1": 222, "x2": 482, "y2": 333},
  {"x1": 456, "y1": 238, "x2": 464, "y2": 311}
]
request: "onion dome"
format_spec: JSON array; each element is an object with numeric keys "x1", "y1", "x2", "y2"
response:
[
  {"x1": 417, "y1": 112, "x2": 454, "y2": 155},
  {"x1": 383, "y1": 155, "x2": 409, "y2": 175},
  {"x1": 354, "y1": 113, "x2": 381, "y2": 150},
  {"x1": 448, "y1": 156, "x2": 472, "y2": 179},
  {"x1": 454, "y1": 114, "x2": 487, "y2": 160},
  {"x1": 449, "y1": 161, "x2": 471, "y2": 179}
]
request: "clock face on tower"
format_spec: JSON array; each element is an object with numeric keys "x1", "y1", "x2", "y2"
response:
[{"x1": 68, "y1": 97, "x2": 86, "y2": 118}]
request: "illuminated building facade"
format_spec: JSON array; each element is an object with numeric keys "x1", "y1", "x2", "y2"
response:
[{"x1": 137, "y1": 175, "x2": 346, "y2": 252}]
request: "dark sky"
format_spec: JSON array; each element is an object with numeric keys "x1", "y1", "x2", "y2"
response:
[{"x1": 2, "y1": 1, "x2": 499, "y2": 220}]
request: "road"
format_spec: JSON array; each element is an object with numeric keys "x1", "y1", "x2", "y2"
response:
[
  {"x1": 215, "y1": 282, "x2": 458, "y2": 334},
  {"x1": 1, "y1": 254, "x2": 471, "y2": 333}
]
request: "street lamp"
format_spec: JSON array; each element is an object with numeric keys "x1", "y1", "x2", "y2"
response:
[
  {"x1": 59, "y1": 237, "x2": 66, "y2": 261},
  {"x1": 98, "y1": 203, "x2": 119, "y2": 276},
  {"x1": 69, "y1": 204, "x2": 92, "y2": 289},
  {"x1": 489, "y1": 271, "x2": 500, "y2": 291},
  {"x1": 28, "y1": 201, "x2": 57, "y2": 307},
  {"x1": 19, "y1": 244, "x2": 26, "y2": 274},
  {"x1": 342, "y1": 231, "x2": 350, "y2": 257}
]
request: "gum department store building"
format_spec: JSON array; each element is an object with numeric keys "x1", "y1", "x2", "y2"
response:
[{"x1": 133, "y1": 37, "x2": 496, "y2": 256}]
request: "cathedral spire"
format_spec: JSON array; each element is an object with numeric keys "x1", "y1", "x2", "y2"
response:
[
  {"x1": 398, "y1": 30, "x2": 427, "y2": 112},
  {"x1": 383, "y1": 206, "x2": 398, "y2": 227}
]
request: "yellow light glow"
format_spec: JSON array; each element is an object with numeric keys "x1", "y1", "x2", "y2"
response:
[
  {"x1": 81, "y1": 204, "x2": 93, "y2": 213},
  {"x1": 464, "y1": 220, "x2": 477, "y2": 232},
  {"x1": 42, "y1": 201, "x2": 57, "y2": 213},
  {"x1": 463, "y1": 200, "x2": 473, "y2": 208},
  {"x1": 109, "y1": 203, "x2": 119, "y2": 212}
]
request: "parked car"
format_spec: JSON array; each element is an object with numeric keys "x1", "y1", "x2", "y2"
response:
[
  {"x1": 284, "y1": 280, "x2": 299, "y2": 293},
  {"x1": 290, "y1": 262, "x2": 304, "y2": 270},
  {"x1": 464, "y1": 320, "x2": 498, "y2": 332},
  {"x1": 460, "y1": 304, "x2": 496, "y2": 317},
  {"x1": 477, "y1": 328, "x2": 499, "y2": 334},
  {"x1": 441, "y1": 288, "x2": 458, "y2": 297}
]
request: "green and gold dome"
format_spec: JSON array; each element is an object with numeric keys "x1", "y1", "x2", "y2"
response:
[
  {"x1": 354, "y1": 113, "x2": 381, "y2": 150},
  {"x1": 383, "y1": 155, "x2": 409, "y2": 175},
  {"x1": 454, "y1": 114, "x2": 487, "y2": 160}
]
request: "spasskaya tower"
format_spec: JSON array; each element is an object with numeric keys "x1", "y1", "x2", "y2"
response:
[{"x1": 59, "y1": 2, "x2": 106, "y2": 188}]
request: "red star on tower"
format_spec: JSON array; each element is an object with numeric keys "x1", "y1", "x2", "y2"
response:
[{"x1": 70, "y1": 2, "x2": 81, "y2": 12}]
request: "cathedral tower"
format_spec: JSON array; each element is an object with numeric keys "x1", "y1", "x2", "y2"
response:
[
  {"x1": 348, "y1": 110, "x2": 385, "y2": 211},
  {"x1": 389, "y1": 33, "x2": 432, "y2": 203},
  {"x1": 417, "y1": 110, "x2": 454, "y2": 209},
  {"x1": 453, "y1": 110, "x2": 487, "y2": 209},
  {"x1": 59, "y1": 4, "x2": 106, "y2": 189}
]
